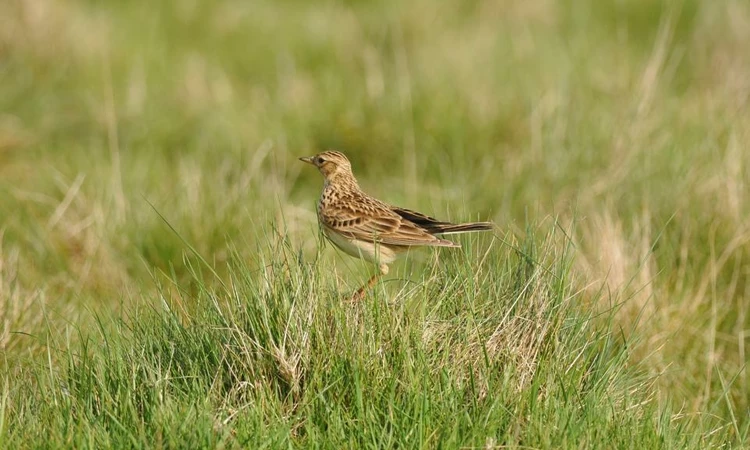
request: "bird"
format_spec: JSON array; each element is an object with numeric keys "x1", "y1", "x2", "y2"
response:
[{"x1": 299, "y1": 150, "x2": 494, "y2": 301}]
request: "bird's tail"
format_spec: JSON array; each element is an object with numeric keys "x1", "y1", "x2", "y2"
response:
[
  {"x1": 432, "y1": 222, "x2": 495, "y2": 235},
  {"x1": 391, "y1": 207, "x2": 494, "y2": 235}
]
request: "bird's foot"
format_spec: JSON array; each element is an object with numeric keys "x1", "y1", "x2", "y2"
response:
[
  {"x1": 345, "y1": 272, "x2": 382, "y2": 302},
  {"x1": 346, "y1": 287, "x2": 368, "y2": 303}
]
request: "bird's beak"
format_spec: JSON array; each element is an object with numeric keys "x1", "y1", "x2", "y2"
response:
[{"x1": 299, "y1": 156, "x2": 314, "y2": 165}]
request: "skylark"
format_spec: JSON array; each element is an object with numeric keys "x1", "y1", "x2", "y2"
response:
[{"x1": 300, "y1": 150, "x2": 493, "y2": 300}]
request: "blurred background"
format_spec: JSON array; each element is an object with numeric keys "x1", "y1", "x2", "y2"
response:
[{"x1": 1, "y1": 0, "x2": 748, "y2": 434}]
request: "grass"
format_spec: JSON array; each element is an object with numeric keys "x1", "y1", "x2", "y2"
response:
[
  {"x1": 1, "y1": 0, "x2": 748, "y2": 447},
  {"x1": 5, "y1": 226, "x2": 708, "y2": 447}
]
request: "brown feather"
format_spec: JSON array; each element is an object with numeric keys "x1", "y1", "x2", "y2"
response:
[{"x1": 301, "y1": 150, "x2": 492, "y2": 259}]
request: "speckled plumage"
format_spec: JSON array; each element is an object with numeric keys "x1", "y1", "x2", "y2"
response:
[{"x1": 299, "y1": 150, "x2": 493, "y2": 300}]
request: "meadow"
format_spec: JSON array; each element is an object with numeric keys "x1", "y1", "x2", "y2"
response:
[{"x1": 1, "y1": 0, "x2": 748, "y2": 447}]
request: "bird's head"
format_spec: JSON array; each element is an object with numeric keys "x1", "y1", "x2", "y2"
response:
[{"x1": 299, "y1": 150, "x2": 354, "y2": 180}]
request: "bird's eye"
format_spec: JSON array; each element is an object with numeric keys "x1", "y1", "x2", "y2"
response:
[{"x1": 316, "y1": 157, "x2": 325, "y2": 164}]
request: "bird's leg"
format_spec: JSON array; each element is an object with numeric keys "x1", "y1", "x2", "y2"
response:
[
  {"x1": 348, "y1": 264, "x2": 389, "y2": 302},
  {"x1": 348, "y1": 274, "x2": 380, "y2": 302}
]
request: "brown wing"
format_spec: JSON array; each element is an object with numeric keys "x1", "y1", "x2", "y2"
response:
[
  {"x1": 389, "y1": 207, "x2": 456, "y2": 234},
  {"x1": 391, "y1": 207, "x2": 494, "y2": 234},
  {"x1": 320, "y1": 193, "x2": 459, "y2": 248}
]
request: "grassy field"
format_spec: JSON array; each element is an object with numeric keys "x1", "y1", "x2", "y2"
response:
[{"x1": 1, "y1": 0, "x2": 748, "y2": 447}]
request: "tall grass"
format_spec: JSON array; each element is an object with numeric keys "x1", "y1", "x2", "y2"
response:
[{"x1": 4, "y1": 225, "x2": 717, "y2": 448}]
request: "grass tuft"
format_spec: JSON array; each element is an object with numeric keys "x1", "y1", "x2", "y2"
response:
[{"x1": 3, "y1": 224, "x2": 729, "y2": 447}]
